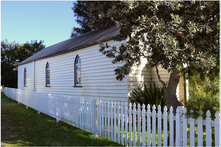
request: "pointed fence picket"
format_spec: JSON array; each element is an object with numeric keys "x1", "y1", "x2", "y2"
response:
[
  {"x1": 118, "y1": 101, "x2": 120, "y2": 144},
  {"x1": 121, "y1": 101, "x2": 124, "y2": 145},
  {"x1": 128, "y1": 103, "x2": 132, "y2": 146},
  {"x1": 182, "y1": 108, "x2": 188, "y2": 146},
  {"x1": 163, "y1": 106, "x2": 168, "y2": 146},
  {"x1": 158, "y1": 105, "x2": 162, "y2": 147},
  {"x1": 147, "y1": 104, "x2": 151, "y2": 146},
  {"x1": 152, "y1": 105, "x2": 156, "y2": 146},
  {"x1": 3, "y1": 87, "x2": 220, "y2": 147},
  {"x1": 137, "y1": 103, "x2": 141, "y2": 146},
  {"x1": 142, "y1": 104, "x2": 145, "y2": 147},
  {"x1": 133, "y1": 103, "x2": 136, "y2": 146},
  {"x1": 111, "y1": 101, "x2": 113, "y2": 141},
  {"x1": 124, "y1": 102, "x2": 128, "y2": 146}
]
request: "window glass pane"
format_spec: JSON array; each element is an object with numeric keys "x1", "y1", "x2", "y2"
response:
[
  {"x1": 46, "y1": 63, "x2": 50, "y2": 86},
  {"x1": 75, "y1": 56, "x2": 81, "y2": 85},
  {"x1": 24, "y1": 68, "x2": 26, "y2": 86}
]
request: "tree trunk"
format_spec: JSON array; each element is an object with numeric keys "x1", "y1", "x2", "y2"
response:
[
  {"x1": 155, "y1": 67, "x2": 183, "y2": 145},
  {"x1": 164, "y1": 70, "x2": 183, "y2": 113},
  {"x1": 164, "y1": 70, "x2": 183, "y2": 146}
]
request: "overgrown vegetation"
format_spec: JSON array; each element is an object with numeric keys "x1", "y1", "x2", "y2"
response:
[
  {"x1": 129, "y1": 82, "x2": 167, "y2": 109},
  {"x1": 185, "y1": 71, "x2": 220, "y2": 120},
  {"x1": 1, "y1": 92, "x2": 121, "y2": 146}
]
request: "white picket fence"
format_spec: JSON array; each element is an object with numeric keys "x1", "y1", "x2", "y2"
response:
[{"x1": 3, "y1": 87, "x2": 220, "y2": 146}]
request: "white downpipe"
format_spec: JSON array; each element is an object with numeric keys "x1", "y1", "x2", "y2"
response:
[
  {"x1": 176, "y1": 83, "x2": 179, "y2": 100},
  {"x1": 32, "y1": 61, "x2": 35, "y2": 92},
  {"x1": 185, "y1": 73, "x2": 189, "y2": 101},
  {"x1": 183, "y1": 63, "x2": 189, "y2": 101}
]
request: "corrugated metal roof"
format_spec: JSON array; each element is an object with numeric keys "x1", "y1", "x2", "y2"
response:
[{"x1": 18, "y1": 25, "x2": 120, "y2": 65}]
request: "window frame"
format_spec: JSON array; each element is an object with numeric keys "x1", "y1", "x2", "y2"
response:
[
  {"x1": 24, "y1": 68, "x2": 27, "y2": 87},
  {"x1": 45, "y1": 62, "x2": 51, "y2": 87},
  {"x1": 74, "y1": 55, "x2": 82, "y2": 87}
]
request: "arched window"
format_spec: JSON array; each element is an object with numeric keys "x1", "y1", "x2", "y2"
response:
[
  {"x1": 74, "y1": 55, "x2": 81, "y2": 86},
  {"x1": 24, "y1": 68, "x2": 27, "y2": 87},
  {"x1": 46, "y1": 62, "x2": 50, "y2": 86}
]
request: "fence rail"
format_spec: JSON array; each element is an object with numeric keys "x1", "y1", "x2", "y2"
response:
[{"x1": 3, "y1": 87, "x2": 220, "y2": 146}]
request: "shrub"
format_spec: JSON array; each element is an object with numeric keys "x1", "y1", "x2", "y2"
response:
[
  {"x1": 129, "y1": 82, "x2": 167, "y2": 109},
  {"x1": 185, "y1": 73, "x2": 219, "y2": 120}
]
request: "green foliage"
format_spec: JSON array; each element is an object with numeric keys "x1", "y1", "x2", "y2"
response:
[
  {"x1": 71, "y1": 1, "x2": 114, "y2": 37},
  {"x1": 185, "y1": 72, "x2": 220, "y2": 120},
  {"x1": 129, "y1": 82, "x2": 167, "y2": 109},
  {"x1": 1, "y1": 39, "x2": 45, "y2": 88},
  {"x1": 72, "y1": 1, "x2": 219, "y2": 108},
  {"x1": 72, "y1": 1, "x2": 219, "y2": 81}
]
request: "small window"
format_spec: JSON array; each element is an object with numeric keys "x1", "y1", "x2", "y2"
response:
[
  {"x1": 24, "y1": 68, "x2": 27, "y2": 87},
  {"x1": 46, "y1": 62, "x2": 50, "y2": 86},
  {"x1": 74, "y1": 55, "x2": 81, "y2": 86}
]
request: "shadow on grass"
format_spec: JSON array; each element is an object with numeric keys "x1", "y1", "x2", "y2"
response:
[{"x1": 1, "y1": 92, "x2": 122, "y2": 146}]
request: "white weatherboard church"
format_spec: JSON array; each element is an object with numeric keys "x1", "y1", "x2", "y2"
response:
[{"x1": 17, "y1": 26, "x2": 187, "y2": 102}]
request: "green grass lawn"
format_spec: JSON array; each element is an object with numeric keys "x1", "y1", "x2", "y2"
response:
[{"x1": 1, "y1": 92, "x2": 122, "y2": 146}]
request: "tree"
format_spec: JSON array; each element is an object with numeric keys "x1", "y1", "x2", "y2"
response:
[
  {"x1": 71, "y1": 1, "x2": 114, "y2": 37},
  {"x1": 1, "y1": 39, "x2": 45, "y2": 88},
  {"x1": 72, "y1": 1, "x2": 219, "y2": 110}
]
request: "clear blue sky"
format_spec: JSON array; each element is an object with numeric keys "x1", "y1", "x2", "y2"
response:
[{"x1": 1, "y1": 1, "x2": 80, "y2": 47}]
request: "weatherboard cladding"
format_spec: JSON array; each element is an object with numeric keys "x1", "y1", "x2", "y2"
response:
[
  {"x1": 18, "y1": 40, "x2": 129, "y2": 101},
  {"x1": 17, "y1": 25, "x2": 185, "y2": 101},
  {"x1": 18, "y1": 62, "x2": 33, "y2": 91},
  {"x1": 18, "y1": 25, "x2": 120, "y2": 65}
]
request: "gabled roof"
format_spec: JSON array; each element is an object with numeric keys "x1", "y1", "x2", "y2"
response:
[{"x1": 18, "y1": 25, "x2": 120, "y2": 65}]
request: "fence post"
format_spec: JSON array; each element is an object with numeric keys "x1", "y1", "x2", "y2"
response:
[
  {"x1": 152, "y1": 105, "x2": 156, "y2": 146},
  {"x1": 206, "y1": 110, "x2": 211, "y2": 146},
  {"x1": 169, "y1": 107, "x2": 174, "y2": 147},
  {"x1": 215, "y1": 113, "x2": 220, "y2": 146},
  {"x1": 111, "y1": 100, "x2": 113, "y2": 141},
  {"x1": 129, "y1": 102, "x2": 132, "y2": 146},
  {"x1": 76, "y1": 98, "x2": 78, "y2": 127},
  {"x1": 84, "y1": 98, "x2": 86, "y2": 130},
  {"x1": 99, "y1": 99, "x2": 101, "y2": 137},
  {"x1": 142, "y1": 104, "x2": 146, "y2": 147},
  {"x1": 101, "y1": 99, "x2": 104, "y2": 137},
  {"x1": 133, "y1": 103, "x2": 136, "y2": 146},
  {"x1": 104, "y1": 100, "x2": 107, "y2": 139},
  {"x1": 137, "y1": 103, "x2": 141, "y2": 146},
  {"x1": 121, "y1": 101, "x2": 124, "y2": 145},
  {"x1": 182, "y1": 108, "x2": 187, "y2": 147},
  {"x1": 114, "y1": 101, "x2": 117, "y2": 142},
  {"x1": 108, "y1": 100, "x2": 110, "y2": 140},
  {"x1": 163, "y1": 106, "x2": 168, "y2": 147},
  {"x1": 118, "y1": 101, "x2": 120, "y2": 144},
  {"x1": 158, "y1": 105, "x2": 162, "y2": 147},
  {"x1": 80, "y1": 98, "x2": 82, "y2": 129},
  {"x1": 189, "y1": 110, "x2": 195, "y2": 146},
  {"x1": 197, "y1": 115, "x2": 203, "y2": 146},
  {"x1": 94, "y1": 99, "x2": 97, "y2": 139},
  {"x1": 125, "y1": 102, "x2": 128, "y2": 146},
  {"x1": 86, "y1": 98, "x2": 88, "y2": 131},
  {"x1": 176, "y1": 107, "x2": 181, "y2": 146},
  {"x1": 147, "y1": 104, "x2": 151, "y2": 146}
]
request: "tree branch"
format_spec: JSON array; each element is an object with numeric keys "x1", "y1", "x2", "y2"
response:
[{"x1": 155, "y1": 65, "x2": 167, "y2": 91}]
